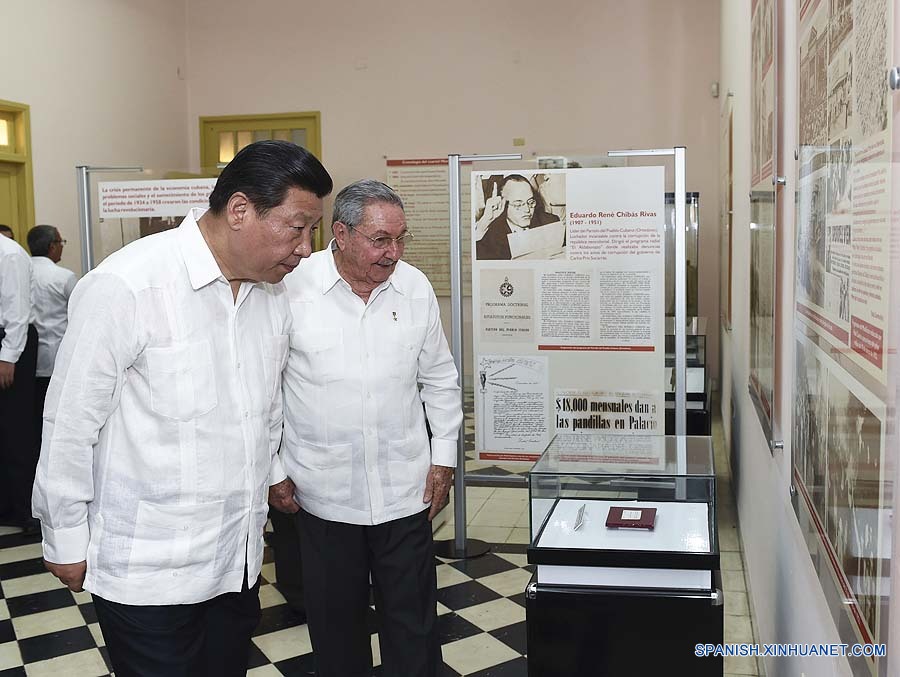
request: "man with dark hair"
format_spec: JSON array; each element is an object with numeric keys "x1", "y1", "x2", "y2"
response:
[
  {"x1": 0, "y1": 224, "x2": 14, "y2": 239},
  {"x1": 281, "y1": 179, "x2": 461, "y2": 677},
  {"x1": 26, "y1": 225, "x2": 77, "y2": 464},
  {"x1": 475, "y1": 174, "x2": 560, "y2": 260},
  {"x1": 33, "y1": 140, "x2": 332, "y2": 676},
  {"x1": 0, "y1": 228, "x2": 38, "y2": 533}
]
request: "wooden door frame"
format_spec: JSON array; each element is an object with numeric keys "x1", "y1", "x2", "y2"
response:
[
  {"x1": 199, "y1": 111, "x2": 324, "y2": 246},
  {"x1": 0, "y1": 99, "x2": 35, "y2": 242},
  {"x1": 199, "y1": 112, "x2": 322, "y2": 171}
]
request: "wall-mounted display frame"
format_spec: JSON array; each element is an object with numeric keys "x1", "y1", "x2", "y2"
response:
[
  {"x1": 749, "y1": 0, "x2": 779, "y2": 446},
  {"x1": 792, "y1": 0, "x2": 895, "y2": 674}
]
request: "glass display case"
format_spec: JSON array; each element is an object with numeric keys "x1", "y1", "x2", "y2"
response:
[
  {"x1": 525, "y1": 433, "x2": 723, "y2": 676},
  {"x1": 664, "y1": 316, "x2": 711, "y2": 435}
]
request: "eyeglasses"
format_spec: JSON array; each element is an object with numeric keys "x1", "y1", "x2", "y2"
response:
[
  {"x1": 508, "y1": 198, "x2": 536, "y2": 210},
  {"x1": 346, "y1": 223, "x2": 414, "y2": 250},
  {"x1": 54, "y1": 239, "x2": 67, "y2": 245}
]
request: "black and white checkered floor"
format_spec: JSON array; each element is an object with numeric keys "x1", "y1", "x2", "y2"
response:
[
  {"x1": 0, "y1": 523, "x2": 532, "y2": 676},
  {"x1": 0, "y1": 395, "x2": 759, "y2": 676},
  {"x1": 0, "y1": 395, "x2": 534, "y2": 677}
]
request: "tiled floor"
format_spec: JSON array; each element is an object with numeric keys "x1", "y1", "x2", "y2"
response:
[{"x1": 0, "y1": 398, "x2": 759, "y2": 676}]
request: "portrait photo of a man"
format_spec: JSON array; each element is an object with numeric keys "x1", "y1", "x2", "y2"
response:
[{"x1": 474, "y1": 173, "x2": 566, "y2": 261}]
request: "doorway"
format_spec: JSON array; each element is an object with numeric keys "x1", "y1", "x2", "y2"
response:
[{"x1": 0, "y1": 100, "x2": 35, "y2": 244}]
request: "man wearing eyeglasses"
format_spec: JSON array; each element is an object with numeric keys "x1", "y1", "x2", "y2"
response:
[
  {"x1": 26, "y1": 225, "x2": 77, "y2": 465},
  {"x1": 475, "y1": 173, "x2": 561, "y2": 260},
  {"x1": 281, "y1": 179, "x2": 462, "y2": 677}
]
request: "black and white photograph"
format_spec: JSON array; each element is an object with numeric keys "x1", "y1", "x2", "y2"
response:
[
  {"x1": 824, "y1": 370, "x2": 884, "y2": 643},
  {"x1": 793, "y1": 337, "x2": 829, "y2": 523},
  {"x1": 750, "y1": 0, "x2": 775, "y2": 184},
  {"x1": 853, "y1": 0, "x2": 889, "y2": 138},
  {"x1": 826, "y1": 47, "x2": 853, "y2": 140},
  {"x1": 829, "y1": 0, "x2": 853, "y2": 53},
  {"x1": 796, "y1": 168, "x2": 828, "y2": 309},
  {"x1": 473, "y1": 172, "x2": 566, "y2": 261},
  {"x1": 826, "y1": 137, "x2": 853, "y2": 215},
  {"x1": 799, "y1": 12, "x2": 829, "y2": 146}
]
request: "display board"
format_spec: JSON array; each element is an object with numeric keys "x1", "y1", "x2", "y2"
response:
[
  {"x1": 386, "y1": 158, "x2": 472, "y2": 296},
  {"x1": 749, "y1": 0, "x2": 778, "y2": 435},
  {"x1": 792, "y1": 1, "x2": 895, "y2": 674},
  {"x1": 471, "y1": 167, "x2": 666, "y2": 463},
  {"x1": 92, "y1": 176, "x2": 216, "y2": 266}
]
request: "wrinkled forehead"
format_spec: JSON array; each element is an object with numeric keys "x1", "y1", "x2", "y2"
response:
[
  {"x1": 501, "y1": 179, "x2": 534, "y2": 201},
  {"x1": 360, "y1": 201, "x2": 407, "y2": 234}
]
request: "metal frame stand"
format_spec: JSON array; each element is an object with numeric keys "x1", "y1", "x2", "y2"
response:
[
  {"x1": 435, "y1": 148, "x2": 688, "y2": 554},
  {"x1": 434, "y1": 152, "x2": 521, "y2": 560},
  {"x1": 76, "y1": 165, "x2": 143, "y2": 273},
  {"x1": 608, "y1": 147, "x2": 688, "y2": 489}
]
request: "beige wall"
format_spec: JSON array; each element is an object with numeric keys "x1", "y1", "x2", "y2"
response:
[
  {"x1": 184, "y1": 0, "x2": 722, "y2": 377},
  {"x1": 0, "y1": 0, "x2": 189, "y2": 274},
  {"x1": 4, "y1": 0, "x2": 722, "y2": 374}
]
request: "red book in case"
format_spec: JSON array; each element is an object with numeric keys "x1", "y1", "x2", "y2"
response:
[{"x1": 605, "y1": 506, "x2": 657, "y2": 530}]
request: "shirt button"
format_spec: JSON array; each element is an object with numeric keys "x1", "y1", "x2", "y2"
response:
[
  {"x1": 244, "y1": 412, "x2": 250, "y2": 419},
  {"x1": 237, "y1": 362, "x2": 242, "y2": 369}
]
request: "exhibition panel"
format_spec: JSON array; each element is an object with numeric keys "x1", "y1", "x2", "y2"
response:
[{"x1": 791, "y1": 0, "x2": 896, "y2": 675}]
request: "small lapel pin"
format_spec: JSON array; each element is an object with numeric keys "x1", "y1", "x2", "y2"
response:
[{"x1": 392, "y1": 311, "x2": 398, "y2": 322}]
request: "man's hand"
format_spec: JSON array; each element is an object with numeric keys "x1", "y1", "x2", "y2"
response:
[
  {"x1": 268, "y1": 478, "x2": 300, "y2": 514},
  {"x1": 0, "y1": 361, "x2": 14, "y2": 389},
  {"x1": 423, "y1": 464, "x2": 454, "y2": 521},
  {"x1": 474, "y1": 183, "x2": 506, "y2": 241},
  {"x1": 45, "y1": 560, "x2": 87, "y2": 592}
]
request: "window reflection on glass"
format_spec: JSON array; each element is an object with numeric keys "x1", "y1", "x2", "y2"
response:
[
  {"x1": 273, "y1": 129, "x2": 290, "y2": 142},
  {"x1": 218, "y1": 132, "x2": 235, "y2": 163},
  {"x1": 0, "y1": 119, "x2": 9, "y2": 147},
  {"x1": 236, "y1": 130, "x2": 253, "y2": 152},
  {"x1": 291, "y1": 129, "x2": 307, "y2": 148},
  {"x1": 253, "y1": 129, "x2": 271, "y2": 142}
]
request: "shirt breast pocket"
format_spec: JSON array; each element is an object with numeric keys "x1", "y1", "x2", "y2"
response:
[
  {"x1": 387, "y1": 325, "x2": 427, "y2": 381},
  {"x1": 290, "y1": 328, "x2": 343, "y2": 384},
  {"x1": 146, "y1": 340, "x2": 218, "y2": 421}
]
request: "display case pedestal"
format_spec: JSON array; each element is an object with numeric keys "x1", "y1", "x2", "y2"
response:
[
  {"x1": 526, "y1": 574, "x2": 723, "y2": 676},
  {"x1": 524, "y1": 434, "x2": 724, "y2": 676}
]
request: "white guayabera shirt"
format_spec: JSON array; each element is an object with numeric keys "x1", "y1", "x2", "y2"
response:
[
  {"x1": 0, "y1": 234, "x2": 35, "y2": 363},
  {"x1": 281, "y1": 243, "x2": 462, "y2": 526},
  {"x1": 31, "y1": 256, "x2": 77, "y2": 377},
  {"x1": 32, "y1": 209, "x2": 291, "y2": 606}
]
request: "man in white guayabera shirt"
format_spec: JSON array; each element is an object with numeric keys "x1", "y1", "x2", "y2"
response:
[
  {"x1": 32, "y1": 140, "x2": 332, "y2": 677},
  {"x1": 281, "y1": 180, "x2": 462, "y2": 677},
  {"x1": 26, "y1": 224, "x2": 77, "y2": 459}
]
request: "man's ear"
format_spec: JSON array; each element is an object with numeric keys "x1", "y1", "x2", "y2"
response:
[
  {"x1": 333, "y1": 221, "x2": 349, "y2": 251},
  {"x1": 226, "y1": 193, "x2": 250, "y2": 231}
]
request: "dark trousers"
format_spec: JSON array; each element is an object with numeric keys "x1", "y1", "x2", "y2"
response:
[
  {"x1": 34, "y1": 376, "x2": 50, "y2": 455},
  {"x1": 296, "y1": 507, "x2": 441, "y2": 677},
  {"x1": 92, "y1": 574, "x2": 261, "y2": 677},
  {"x1": 269, "y1": 509, "x2": 305, "y2": 613},
  {"x1": 0, "y1": 325, "x2": 38, "y2": 522}
]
